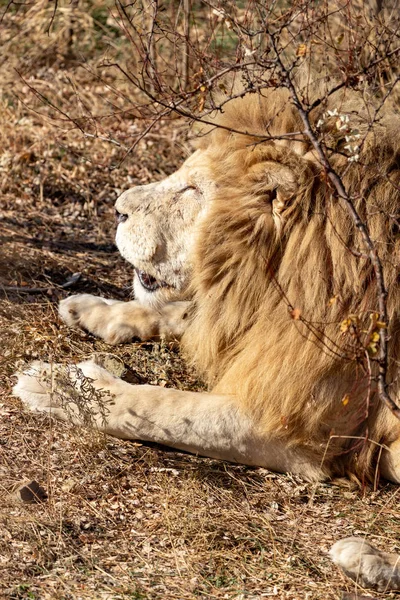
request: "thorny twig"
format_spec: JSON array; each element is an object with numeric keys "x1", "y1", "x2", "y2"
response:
[
  {"x1": 271, "y1": 36, "x2": 400, "y2": 420},
  {"x1": 1, "y1": 272, "x2": 81, "y2": 294}
]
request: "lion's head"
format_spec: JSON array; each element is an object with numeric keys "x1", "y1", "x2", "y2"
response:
[
  {"x1": 115, "y1": 150, "x2": 215, "y2": 308},
  {"x1": 114, "y1": 87, "x2": 310, "y2": 309}
]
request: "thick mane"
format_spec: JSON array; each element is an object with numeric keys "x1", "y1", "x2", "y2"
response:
[{"x1": 183, "y1": 86, "x2": 400, "y2": 479}]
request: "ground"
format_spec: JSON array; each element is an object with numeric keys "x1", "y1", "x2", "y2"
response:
[{"x1": 1, "y1": 3, "x2": 400, "y2": 599}]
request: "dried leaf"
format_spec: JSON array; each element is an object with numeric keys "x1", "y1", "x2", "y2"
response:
[
  {"x1": 340, "y1": 318, "x2": 351, "y2": 333},
  {"x1": 340, "y1": 315, "x2": 357, "y2": 333},
  {"x1": 342, "y1": 394, "x2": 350, "y2": 406},
  {"x1": 291, "y1": 308, "x2": 301, "y2": 320},
  {"x1": 296, "y1": 44, "x2": 307, "y2": 57},
  {"x1": 367, "y1": 342, "x2": 379, "y2": 355}
]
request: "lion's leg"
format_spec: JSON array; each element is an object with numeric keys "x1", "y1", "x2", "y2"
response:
[
  {"x1": 59, "y1": 295, "x2": 190, "y2": 344},
  {"x1": 379, "y1": 438, "x2": 400, "y2": 484},
  {"x1": 330, "y1": 537, "x2": 400, "y2": 591},
  {"x1": 13, "y1": 360, "x2": 326, "y2": 481}
]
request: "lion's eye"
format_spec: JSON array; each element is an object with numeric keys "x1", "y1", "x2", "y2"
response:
[
  {"x1": 115, "y1": 209, "x2": 128, "y2": 223},
  {"x1": 180, "y1": 185, "x2": 198, "y2": 193}
]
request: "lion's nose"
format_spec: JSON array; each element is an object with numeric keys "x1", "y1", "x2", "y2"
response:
[{"x1": 115, "y1": 209, "x2": 128, "y2": 224}]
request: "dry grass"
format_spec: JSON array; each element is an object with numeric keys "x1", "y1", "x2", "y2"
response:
[
  {"x1": 1, "y1": 2, "x2": 400, "y2": 599},
  {"x1": 1, "y1": 403, "x2": 400, "y2": 600}
]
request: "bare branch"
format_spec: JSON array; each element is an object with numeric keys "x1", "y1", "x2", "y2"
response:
[{"x1": 271, "y1": 36, "x2": 400, "y2": 420}]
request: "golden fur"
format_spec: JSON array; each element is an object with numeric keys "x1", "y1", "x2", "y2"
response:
[{"x1": 184, "y1": 85, "x2": 400, "y2": 481}]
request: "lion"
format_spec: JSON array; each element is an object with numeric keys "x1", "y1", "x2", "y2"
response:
[{"x1": 13, "y1": 81, "x2": 400, "y2": 590}]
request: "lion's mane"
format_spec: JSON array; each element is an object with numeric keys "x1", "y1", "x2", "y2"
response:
[{"x1": 183, "y1": 85, "x2": 400, "y2": 480}]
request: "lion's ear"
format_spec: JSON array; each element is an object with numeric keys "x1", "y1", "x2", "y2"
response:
[
  {"x1": 271, "y1": 187, "x2": 285, "y2": 212},
  {"x1": 271, "y1": 188, "x2": 294, "y2": 232}
]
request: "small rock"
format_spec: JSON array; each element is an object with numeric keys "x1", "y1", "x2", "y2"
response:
[
  {"x1": 91, "y1": 352, "x2": 145, "y2": 384},
  {"x1": 61, "y1": 478, "x2": 76, "y2": 493},
  {"x1": 91, "y1": 353, "x2": 126, "y2": 378},
  {"x1": 15, "y1": 480, "x2": 47, "y2": 503}
]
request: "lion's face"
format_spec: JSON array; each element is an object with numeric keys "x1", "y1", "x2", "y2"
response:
[
  {"x1": 115, "y1": 140, "x2": 310, "y2": 308},
  {"x1": 115, "y1": 150, "x2": 215, "y2": 307}
]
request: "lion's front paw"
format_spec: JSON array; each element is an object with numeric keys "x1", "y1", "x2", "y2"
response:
[
  {"x1": 60, "y1": 295, "x2": 155, "y2": 345},
  {"x1": 59, "y1": 294, "x2": 115, "y2": 328},
  {"x1": 330, "y1": 537, "x2": 400, "y2": 591},
  {"x1": 13, "y1": 361, "x2": 67, "y2": 418},
  {"x1": 13, "y1": 359, "x2": 118, "y2": 426}
]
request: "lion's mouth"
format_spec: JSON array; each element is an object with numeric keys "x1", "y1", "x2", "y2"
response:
[{"x1": 135, "y1": 269, "x2": 169, "y2": 292}]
